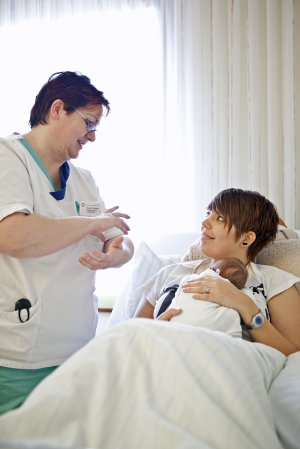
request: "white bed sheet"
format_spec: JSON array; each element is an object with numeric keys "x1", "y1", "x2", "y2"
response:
[
  {"x1": 0, "y1": 319, "x2": 289, "y2": 449},
  {"x1": 269, "y1": 351, "x2": 300, "y2": 449},
  {"x1": 104, "y1": 231, "x2": 300, "y2": 449}
]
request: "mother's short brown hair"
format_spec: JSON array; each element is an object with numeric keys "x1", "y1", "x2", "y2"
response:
[{"x1": 207, "y1": 188, "x2": 279, "y2": 261}]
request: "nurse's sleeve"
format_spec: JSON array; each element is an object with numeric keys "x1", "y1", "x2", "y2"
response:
[{"x1": 0, "y1": 140, "x2": 33, "y2": 221}]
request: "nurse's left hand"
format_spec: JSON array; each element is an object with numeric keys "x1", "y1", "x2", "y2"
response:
[{"x1": 78, "y1": 236, "x2": 129, "y2": 270}]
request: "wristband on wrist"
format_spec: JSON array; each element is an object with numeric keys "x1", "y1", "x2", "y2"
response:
[{"x1": 245, "y1": 311, "x2": 265, "y2": 330}]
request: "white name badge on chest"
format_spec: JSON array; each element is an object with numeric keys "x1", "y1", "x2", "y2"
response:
[{"x1": 77, "y1": 200, "x2": 105, "y2": 217}]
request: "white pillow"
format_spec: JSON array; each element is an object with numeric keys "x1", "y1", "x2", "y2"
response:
[
  {"x1": 256, "y1": 239, "x2": 300, "y2": 293},
  {"x1": 106, "y1": 242, "x2": 180, "y2": 329}
]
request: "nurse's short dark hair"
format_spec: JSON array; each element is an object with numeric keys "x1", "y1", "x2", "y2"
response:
[
  {"x1": 207, "y1": 188, "x2": 279, "y2": 261},
  {"x1": 29, "y1": 71, "x2": 110, "y2": 128}
]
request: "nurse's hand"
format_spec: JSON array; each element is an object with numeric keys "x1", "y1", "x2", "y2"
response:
[
  {"x1": 89, "y1": 209, "x2": 130, "y2": 240},
  {"x1": 78, "y1": 235, "x2": 133, "y2": 270}
]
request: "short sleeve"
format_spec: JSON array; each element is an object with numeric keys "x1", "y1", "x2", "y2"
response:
[
  {"x1": 0, "y1": 139, "x2": 33, "y2": 221},
  {"x1": 140, "y1": 264, "x2": 180, "y2": 307},
  {"x1": 250, "y1": 263, "x2": 300, "y2": 301}
]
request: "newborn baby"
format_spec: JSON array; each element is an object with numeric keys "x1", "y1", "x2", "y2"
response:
[{"x1": 170, "y1": 257, "x2": 248, "y2": 338}]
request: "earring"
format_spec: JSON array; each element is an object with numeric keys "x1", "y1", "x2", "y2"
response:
[{"x1": 242, "y1": 242, "x2": 248, "y2": 246}]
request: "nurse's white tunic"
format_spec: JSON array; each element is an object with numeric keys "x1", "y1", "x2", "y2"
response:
[{"x1": 0, "y1": 136, "x2": 122, "y2": 368}]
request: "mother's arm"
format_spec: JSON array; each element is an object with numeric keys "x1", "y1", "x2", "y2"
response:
[
  {"x1": 253, "y1": 286, "x2": 300, "y2": 355},
  {"x1": 182, "y1": 277, "x2": 300, "y2": 356}
]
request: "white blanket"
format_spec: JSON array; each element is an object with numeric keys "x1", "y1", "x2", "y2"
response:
[{"x1": 0, "y1": 319, "x2": 286, "y2": 449}]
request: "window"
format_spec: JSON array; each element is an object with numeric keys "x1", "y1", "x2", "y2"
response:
[{"x1": 0, "y1": 7, "x2": 164, "y2": 298}]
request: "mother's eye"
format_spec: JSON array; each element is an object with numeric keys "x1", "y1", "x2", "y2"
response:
[{"x1": 217, "y1": 215, "x2": 225, "y2": 222}]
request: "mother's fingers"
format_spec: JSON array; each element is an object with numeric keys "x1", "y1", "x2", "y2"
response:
[
  {"x1": 156, "y1": 308, "x2": 182, "y2": 321},
  {"x1": 182, "y1": 277, "x2": 215, "y2": 296},
  {"x1": 183, "y1": 275, "x2": 215, "y2": 285},
  {"x1": 182, "y1": 278, "x2": 211, "y2": 289},
  {"x1": 182, "y1": 285, "x2": 211, "y2": 296}
]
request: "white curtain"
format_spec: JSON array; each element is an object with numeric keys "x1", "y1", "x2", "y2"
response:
[
  {"x1": 0, "y1": 0, "x2": 165, "y2": 299},
  {"x1": 0, "y1": 0, "x2": 298, "y2": 232},
  {"x1": 159, "y1": 0, "x2": 298, "y2": 228}
]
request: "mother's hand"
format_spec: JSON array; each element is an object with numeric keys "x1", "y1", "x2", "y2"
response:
[
  {"x1": 156, "y1": 308, "x2": 182, "y2": 321},
  {"x1": 182, "y1": 276, "x2": 246, "y2": 312}
]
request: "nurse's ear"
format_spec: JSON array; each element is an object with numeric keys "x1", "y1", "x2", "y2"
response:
[
  {"x1": 49, "y1": 99, "x2": 65, "y2": 121},
  {"x1": 240, "y1": 231, "x2": 256, "y2": 248}
]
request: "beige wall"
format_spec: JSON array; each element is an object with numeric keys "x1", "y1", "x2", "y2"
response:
[{"x1": 295, "y1": 0, "x2": 300, "y2": 227}]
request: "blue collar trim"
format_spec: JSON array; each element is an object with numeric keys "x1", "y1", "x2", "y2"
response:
[
  {"x1": 19, "y1": 138, "x2": 70, "y2": 201},
  {"x1": 50, "y1": 162, "x2": 70, "y2": 200}
]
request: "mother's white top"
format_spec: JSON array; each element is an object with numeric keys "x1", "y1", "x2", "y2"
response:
[{"x1": 141, "y1": 258, "x2": 300, "y2": 340}]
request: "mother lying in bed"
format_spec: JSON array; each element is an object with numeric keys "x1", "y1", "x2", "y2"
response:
[
  {"x1": 1, "y1": 188, "x2": 300, "y2": 449},
  {"x1": 135, "y1": 188, "x2": 300, "y2": 356}
]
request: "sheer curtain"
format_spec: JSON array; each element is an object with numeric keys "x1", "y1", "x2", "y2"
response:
[
  {"x1": 0, "y1": 0, "x2": 173, "y2": 242},
  {"x1": 159, "y1": 0, "x2": 299, "y2": 228},
  {"x1": 0, "y1": 0, "x2": 297, "y2": 233}
]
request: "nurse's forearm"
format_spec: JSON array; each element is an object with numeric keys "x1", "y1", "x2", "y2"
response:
[
  {"x1": 0, "y1": 213, "x2": 97, "y2": 258},
  {"x1": 0, "y1": 212, "x2": 128, "y2": 258}
]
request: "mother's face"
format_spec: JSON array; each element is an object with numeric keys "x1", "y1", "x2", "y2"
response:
[{"x1": 200, "y1": 210, "x2": 242, "y2": 260}]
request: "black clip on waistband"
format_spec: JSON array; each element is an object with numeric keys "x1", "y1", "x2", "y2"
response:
[{"x1": 15, "y1": 298, "x2": 32, "y2": 323}]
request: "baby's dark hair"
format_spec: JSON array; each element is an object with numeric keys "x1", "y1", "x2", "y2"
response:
[
  {"x1": 207, "y1": 188, "x2": 279, "y2": 261},
  {"x1": 212, "y1": 257, "x2": 248, "y2": 289}
]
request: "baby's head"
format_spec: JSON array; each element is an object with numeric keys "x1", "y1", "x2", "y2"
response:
[{"x1": 211, "y1": 257, "x2": 248, "y2": 289}]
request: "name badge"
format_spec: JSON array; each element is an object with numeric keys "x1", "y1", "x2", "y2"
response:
[{"x1": 76, "y1": 200, "x2": 105, "y2": 217}]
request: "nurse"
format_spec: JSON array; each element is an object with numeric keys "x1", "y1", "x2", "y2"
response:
[{"x1": 0, "y1": 71, "x2": 134, "y2": 413}]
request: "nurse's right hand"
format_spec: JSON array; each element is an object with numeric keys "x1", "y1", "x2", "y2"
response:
[{"x1": 89, "y1": 210, "x2": 130, "y2": 240}]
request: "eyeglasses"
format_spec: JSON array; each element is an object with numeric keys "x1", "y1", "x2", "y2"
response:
[{"x1": 73, "y1": 107, "x2": 98, "y2": 133}]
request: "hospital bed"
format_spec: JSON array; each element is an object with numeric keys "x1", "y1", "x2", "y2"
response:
[{"x1": 0, "y1": 229, "x2": 299, "y2": 449}]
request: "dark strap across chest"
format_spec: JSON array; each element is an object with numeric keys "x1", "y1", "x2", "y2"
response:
[{"x1": 156, "y1": 284, "x2": 179, "y2": 317}]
